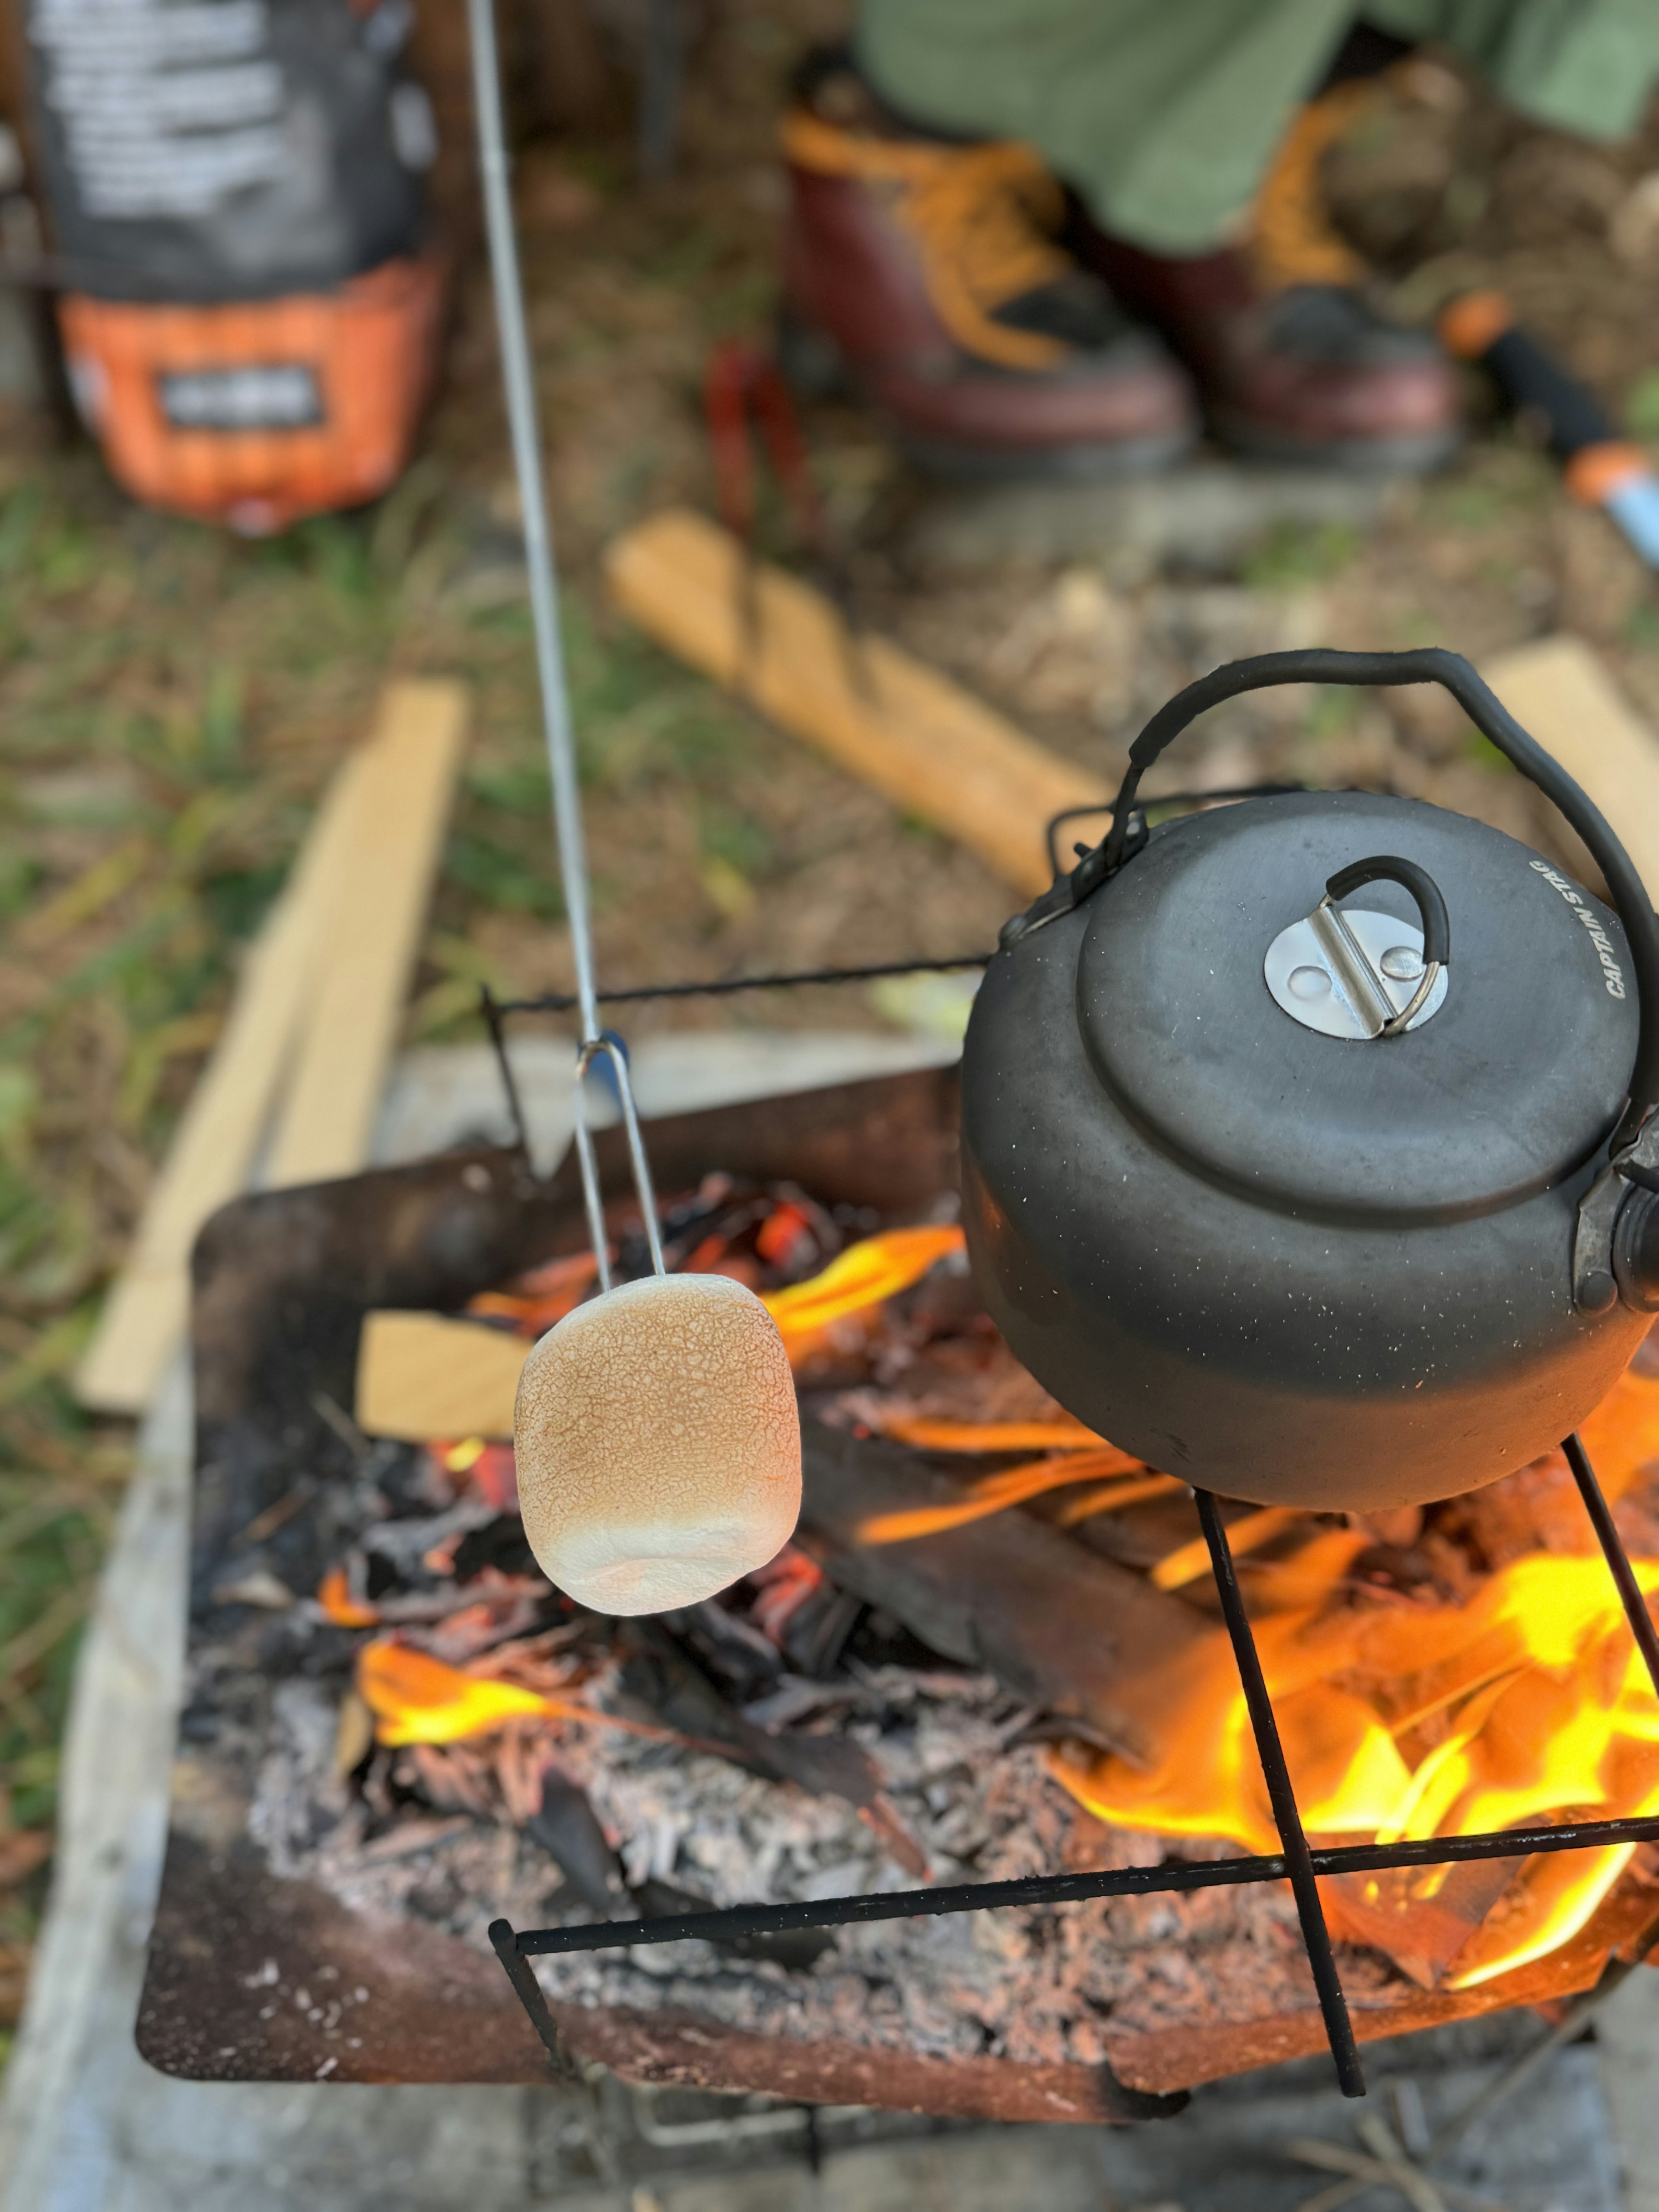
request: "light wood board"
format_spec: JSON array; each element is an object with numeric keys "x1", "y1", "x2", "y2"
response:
[
  {"x1": 77, "y1": 680, "x2": 469, "y2": 1415},
  {"x1": 267, "y1": 679, "x2": 469, "y2": 1185},
  {"x1": 1483, "y1": 636, "x2": 1659, "y2": 903},
  {"x1": 356, "y1": 1309, "x2": 527, "y2": 1440},
  {"x1": 605, "y1": 506, "x2": 1104, "y2": 896},
  {"x1": 76, "y1": 746, "x2": 376, "y2": 1414}
]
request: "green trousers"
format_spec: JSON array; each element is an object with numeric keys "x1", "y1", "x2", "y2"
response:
[{"x1": 856, "y1": 0, "x2": 1659, "y2": 254}]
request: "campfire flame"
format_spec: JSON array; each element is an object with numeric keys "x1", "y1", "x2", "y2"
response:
[
  {"x1": 857, "y1": 1448, "x2": 1152, "y2": 1545},
  {"x1": 1049, "y1": 1369, "x2": 1659, "y2": 1990},
  {"x1": 760, "y1": 1224, "x2": 965, "y2": 1362},
  {"x1": 356, "y1": 1638, "x2": 679, "y2": 1750}
]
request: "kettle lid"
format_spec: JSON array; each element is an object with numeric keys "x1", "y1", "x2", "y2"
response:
[{"x1": 1076, "y1": 791, "x2": 1637, "y2": 1221}]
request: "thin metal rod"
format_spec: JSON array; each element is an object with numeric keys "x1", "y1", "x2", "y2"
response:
[
  {"x1": 479, "y1": 986, "x2": 531, "y2": 1155},
  {"x1": 574, "y1": 1036, "x2": 666, "y2": 1281},
  {"x1": 489, "y1": 1915, "x2": 570, "y2": 2073},
  {"x1": 1193, "y1": 1487, "x2": 1366, "y2": 2098},
  {"x1": 570, "y1": 1112, "x2": 614, "y2": 1293},
  {"x1": 489, "y1": 953, "x2": 994, "y2": 1019},
  {"x1": 503, "y1": 1808, "x2": 1659, "y2": 1958},
  {"x1": 466, "y1": 0, "x2": 599, "y2": 1046},
  {"x1": 469, "y1": 0, "x2": 671, "y2": 1265},
  {"x1": 1564, "y1": 1430, "x2": 1659, "y2": 1703}
]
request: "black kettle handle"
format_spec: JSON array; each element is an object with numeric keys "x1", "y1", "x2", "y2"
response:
[
  {"x1": 1325, "y1": 855, "x2": 1450, "y2": 969},
  {"x1": 1100, "y1": 646, "x2": 1659, "y2": 1142}
]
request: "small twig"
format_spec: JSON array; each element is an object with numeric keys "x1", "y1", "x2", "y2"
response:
[
  {"x1": 1287, "y1": 2133, "x2": 1503, "y2": 2212},
  {"x1": 312, "y1": 1389, "x2": 372, "y2": 1462},
  {"x1": 1358, "y1": 2114, "x2": 1449, "y2": 2212}
]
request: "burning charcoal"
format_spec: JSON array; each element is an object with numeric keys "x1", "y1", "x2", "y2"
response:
[
  {"x1": 670, "y1": 1600, "x2": 784, "y2": 1700},
  {"x1": 615, "y1": 1623, "x2": 913, "y2": 1848},
  {"x1": 523, "y1": 1728, "x2": 836, "y2": 1962},
  {"x1": 527, "y1": 1770, "x2": 632, "y2": 1913},
  {"x1": 450, "y1": 1516, "x2": 542, "y2": 1583},
  {"x1": 403, "y1": 1740, "x2": 496, "y2": 1818},
  {"x1": 361, "y1": 1498, "x2": 499, "y2": 1577},
  {"x1": 790, "y1": 1588, "x2": 864, "y2": 1677},
  {"x1": 1323, "y1": 1857, "x2": 1529, "y2": 1989},
  {"x1": 799, "y1": 1423, "x2": 1204, "y2": 1768}
]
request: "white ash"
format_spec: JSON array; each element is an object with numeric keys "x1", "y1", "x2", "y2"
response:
[{"x1": 249, "y1": 1664, "x2": 1408, "y2": 2067}]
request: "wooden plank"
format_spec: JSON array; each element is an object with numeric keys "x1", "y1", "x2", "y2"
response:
[
  {"x1": 604, "y1": 506, "x2": 1104, "y2": 896},
  {"x1": 356, "y1": 1310, "x2": 527, "y2": 1440},
  {"x1": 75, "y1": 744, "x2": 379, "y2": 1414},
  {"x1": 76, "y1": 679, "x2": 469, "y2": 1415},
  {"x1": 1483, "y1": 636, "x2": 1659, "y2": 902},
  {"x1": 267, "y1": 679, "x2": 469, "y2": 1186}
]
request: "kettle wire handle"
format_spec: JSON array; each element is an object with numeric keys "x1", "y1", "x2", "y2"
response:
[
  {"x1": 1100, "y1": 646, "x2": 1659, "y2": 1142},
  {"x1": 1324, "y1": 854, "x2": 1450, "y2": 969},
  {"x1": 1323, "y1": 853, "x2": 1448, "y2": 1036}
]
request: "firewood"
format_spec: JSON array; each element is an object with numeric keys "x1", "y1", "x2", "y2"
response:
[
  {"x1": 798, "y1": 1420, "x2": 1205, "y2": 1768},
  {"x1": 604, "y1": 506, "x2": 1106, "y2": 896},
  {"x1": 78, "y1": 679, "x2": 469, "y2": 1414},
  {"x1": 267, "y1": 679, "x2": 469, "y2": 1184},
  {"x1": 355, "y1": 1310, "x2": 527, "y2": 1440}
]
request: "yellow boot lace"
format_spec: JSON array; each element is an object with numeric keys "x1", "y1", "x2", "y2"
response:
[
  {"x1": 783, "y1": 107, "x2": 1074, "y2": 372},
  {"x1": 1249, "y1": 80, "x2": 1373, "y2": 292}
]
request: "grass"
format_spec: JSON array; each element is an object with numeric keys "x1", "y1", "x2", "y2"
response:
[{"x1": 0, "y1": 439, "x2": 762, "y2": 2060}]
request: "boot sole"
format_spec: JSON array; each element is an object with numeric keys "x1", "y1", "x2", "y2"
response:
[
  {"x1": 893, "y1": 425, "x2": 1198, "y2": 482},
  {"x1": 1210, "y1": 410, "x2": 1462, "y2": 476},
  {"x1": 777, "y1": 306, "x2": 1199, "y2": 480}
]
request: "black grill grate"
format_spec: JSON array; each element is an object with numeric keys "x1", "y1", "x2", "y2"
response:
[
  {"x1": 487, "y1": 1436, "x2": 1659, "y2": 2103},
  {"x1": 479, "y1": 957, "x2": 1659, "y2": 2103}
]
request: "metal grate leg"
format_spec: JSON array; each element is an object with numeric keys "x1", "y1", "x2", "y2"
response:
[
  {"x1": 1565, "y1": 1431, "x2": 1659, "y2": 1702},
  {"x1": 1192, "y1": 1487, "x2": 1367, "y2": 2097},
  {"x1": 490, "y1": 1916, "x2": 572, "y2": 2076}
]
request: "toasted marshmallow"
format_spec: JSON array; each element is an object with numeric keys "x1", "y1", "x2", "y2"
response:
[{"x1": 513, "y1": 1271, "x2": 801, "y2": 1615}]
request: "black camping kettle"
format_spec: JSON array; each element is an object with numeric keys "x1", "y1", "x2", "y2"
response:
[{"x1": 960, "y1": 647, "x2": 1659, "y2": 1511}]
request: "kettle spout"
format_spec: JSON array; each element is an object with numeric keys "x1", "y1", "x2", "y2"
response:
[{"x1": 1614, "y1": 1178, "x2": 1659, "y2": 1314}]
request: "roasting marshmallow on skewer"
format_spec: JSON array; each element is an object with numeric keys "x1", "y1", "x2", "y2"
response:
[{"x1": 513, "y1": 1271, "x2": 802, "y2": 1615}]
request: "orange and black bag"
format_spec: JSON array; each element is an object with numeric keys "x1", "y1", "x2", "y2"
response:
[{"x1": 25, "y1": 0, "x2": 445, "y2": 531}]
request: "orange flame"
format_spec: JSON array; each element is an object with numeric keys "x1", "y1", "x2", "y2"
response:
[
  {"x1": 1149, "y1": 1505, "x2": 1306, "y2": 1592},
  {"x1": 1049, "y1": 1368, "x2": 1659, "y2": 1989},
  {"x1": 856, "y1": 1449, "x2": 1148, "y2": 1545},
  {"x1": 876, "y1": 1414, "x2": 1107, "y2": 1452},
  {"x1": 356, "y1": 1639, "x2": 679, "y2": 1750},
  {"x1": 760, "y1": 1224, "x2": 965, "y2": 1363}
]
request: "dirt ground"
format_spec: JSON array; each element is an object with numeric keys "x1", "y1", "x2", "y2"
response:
[{"x1": 5, "y1": 1, "x2": 1659, "y2": 2059}]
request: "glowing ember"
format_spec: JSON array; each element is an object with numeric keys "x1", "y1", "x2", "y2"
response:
[
  {"x1": 1049, "y1": 1369, "x2": 1659, "y2": 1990},
  {"x1": 760, "y1": 1224, "x2": 965, "y2": 1361},
  {"x1": 317, "y1": 1566, "x2": 379, "y2": 1628},
  {"x1": 467, "y1": 1250, "x2": 602, "y2": 1336}
]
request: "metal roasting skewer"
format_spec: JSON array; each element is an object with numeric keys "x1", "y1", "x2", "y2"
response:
[{"x1": 466, "y1": 0, "x2": 664, "y2": 1292}]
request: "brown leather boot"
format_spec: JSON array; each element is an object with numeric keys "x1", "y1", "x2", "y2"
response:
[
  {"x1": 779, "y1": 70, "x2": 1197, "y2": 480},
  {"x1": 1068, "y1": 86, "x2": 1460, "y2": 472}
]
